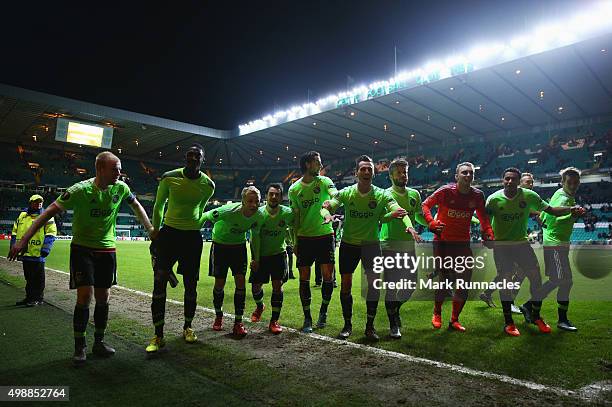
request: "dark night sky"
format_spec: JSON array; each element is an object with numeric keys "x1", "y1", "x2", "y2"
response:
[{"x1": 1, "y1": 0, "x2": 585, "y2": 130}]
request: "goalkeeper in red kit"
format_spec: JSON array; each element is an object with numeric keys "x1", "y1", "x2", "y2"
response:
[{"x1": 422, "y1": 162, "x2": 494, "y2": 332}]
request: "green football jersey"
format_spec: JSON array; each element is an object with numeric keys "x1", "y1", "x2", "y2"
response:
[
  {"x1": 380, "y1": 187, "x2": 425, "y2": 242},
  {"x1": 55, "y1": 178, "x2": 134, "y2": 249},
  {"x1": 541, "y1": 188, "x2": 576, "y2": 245},
  {"x1": 486, "y1": 187, "x2": 549, "y2": 242},
  {"x1": 201, "y1": 203, "x2": 264, "y2": 245},
  {"x1": 288, "y1": 175, "x2": 337, "y2": 237},
  {"x1": 252, "y1": 205, "x2": 294, "y2": 258},
  {"x1": 328, "y1": 184, "x2": 401, "y2": 245},
  {"x1": 153, "y1": 168, "x2": 215, "y2": 231}
]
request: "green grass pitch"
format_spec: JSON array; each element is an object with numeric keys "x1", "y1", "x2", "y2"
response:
[{"x1": 1, "y1": 239, "x2": 610, "y2": 389}]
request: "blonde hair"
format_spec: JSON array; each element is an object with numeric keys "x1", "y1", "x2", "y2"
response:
[
  {"x1": 95, "y1": 151, "x2": 119, "y2": 171},
  {"x1": 559, "y1": 167, "x2": 581, "y2": 182},
  {"x1": 241, "y1": 186, "x2": 261, "y2": 201}
]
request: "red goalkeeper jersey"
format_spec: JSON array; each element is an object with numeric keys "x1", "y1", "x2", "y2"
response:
[{"x1": 422, "y1": 184, "x2": 493, "y2": 242}]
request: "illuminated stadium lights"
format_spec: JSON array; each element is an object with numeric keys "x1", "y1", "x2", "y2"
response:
[{"x1": 238, "y1": 2, "x2": 612, "y2": 135}]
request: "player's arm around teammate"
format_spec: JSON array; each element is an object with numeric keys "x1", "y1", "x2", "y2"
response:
[
  {"x1": 201, "y1": 186, "x2": 263, "y2": 338},
  {"x1": 248, "y1": 183, "x2": 294, "y2": 334},
  {"x1": 321, "y1": 155, "x2": 409, "y2": 341}
]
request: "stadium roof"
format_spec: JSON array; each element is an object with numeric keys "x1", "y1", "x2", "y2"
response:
[{"x1": 1, "y1": 33, "x2": 611, "y2": 168}]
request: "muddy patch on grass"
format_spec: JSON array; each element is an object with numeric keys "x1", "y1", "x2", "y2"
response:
[{"x1": 1, "y1": 258, "x2": 600, "y2": 406}]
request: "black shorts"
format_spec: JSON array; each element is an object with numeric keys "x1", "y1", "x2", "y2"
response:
[
  {"x1": 381, "y1": 248, "x2": 417, "y2": 283},
  {"x1": 543, "y1": 245, "x2": 572, "y2": 281},
  {"x1": 208, "y1": 242, "x2": 247, "y2": 279},
  {"x1": 69, "y1": 244, "x2": 117, "y2": 289},
  {"x1": 493, "y1": 241, "x2": 540, "y2": 278},
  {"x1": 249, "y1": 252, "x2": 288, "y2": 284},
  {"x1": 152, "y1": 226, "x2": 203, "y2": 280},
  {"x1": 432, "y1": 241, "x2": 474, "y2": 274},
  {"x1": 339, "y1": 241, "x2": 381, "y2": 275},
  {"x1": 296, "y1": 234, "x2": 335, "y2": 268}
]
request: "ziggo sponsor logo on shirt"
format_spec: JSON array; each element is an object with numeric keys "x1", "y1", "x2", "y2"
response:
[
  {"x1": 349, "y1": 210, "x2": 374, "y2": 219},
  {"x1": 446, "y1": 209, "x2": 472, "y2": 219},
  {"x1": 300, "y1": 197, "x2": 320, "y2": 209}
]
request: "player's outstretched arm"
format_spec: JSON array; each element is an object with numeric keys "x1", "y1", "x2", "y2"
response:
[
  {"x1": 543, "y1": 205, "x2": 585, "y2": 218},
  {"x1": 129, "y1": 199, "x2": 155, "y2": 238},
  {"x1": 8, "y1": 203, "x2": 62, "y2": 261}
]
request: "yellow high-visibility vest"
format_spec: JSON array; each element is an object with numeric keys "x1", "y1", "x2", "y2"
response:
[{"x1": 11, "y1": 212, "x2": 57, "y2": 258}]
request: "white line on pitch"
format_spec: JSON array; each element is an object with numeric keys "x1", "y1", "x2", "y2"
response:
[{"x1": 0, "y1": 259, "x2": 601, "y2": 401}]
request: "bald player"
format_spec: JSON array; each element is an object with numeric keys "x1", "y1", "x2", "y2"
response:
[{"x1": 9, "y1": 152, "x2": 154, "y2": 364}]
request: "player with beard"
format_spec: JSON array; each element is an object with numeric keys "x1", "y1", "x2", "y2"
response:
[
  {"x1": 379, "y1": 158, "x2": 426, "y2": 339},
  {"x1": 422, "y1": 162, "x2": 494, "y2": 332},
  {"x1": 321, "y1": 155, "x2": 414, "y2": 340}
]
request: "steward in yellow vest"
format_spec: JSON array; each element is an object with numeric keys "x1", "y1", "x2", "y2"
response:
[{"x1": 10, "y1": 194, "x2": 57, "y2": 306}]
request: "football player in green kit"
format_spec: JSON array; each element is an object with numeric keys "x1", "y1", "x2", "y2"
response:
[
  {"x1": 379, "y1": 158, "x2": 426, "y2": 338},
  {"x1": 288, "y1": 151, "x2": 338, "y2": 333},
  {"x1": 539, "y1": 167, "x2": 585, "y2": 331},
  {"x1": 9, "y1": 152, "x2": 155, "y2": 364},
  {"x1": 322, "y1": 155, "x2": 417, "y2": 340},
  {"x1": 486, "y1": 167, "x2": 585, "y2": 336},
  {"x1": 201, "y1": 186, "x2": 264, "y2": 338},
  {"x1": 249, "y1": 183, "x2": 295, "y2": 334},
  {"x1": 146, "y1": 144, "x2": 215, "y2": 353}
]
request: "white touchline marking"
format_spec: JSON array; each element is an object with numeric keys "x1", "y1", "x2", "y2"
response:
[{"x1": 0, "y1": 258, "x2": 605, "y2": 401}]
